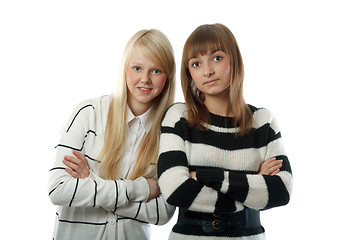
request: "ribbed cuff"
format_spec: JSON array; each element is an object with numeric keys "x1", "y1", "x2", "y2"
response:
[
  {"x1": 128, "y1": 176, "x2": 150, "y2": 202},
  {"x1": 196, "y1": 168, "x2": 224, "y2": 184}
]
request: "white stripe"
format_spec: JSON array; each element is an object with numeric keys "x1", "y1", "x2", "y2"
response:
[
  {"x1": 189, "y1": 186, "x2": 217, "y2": 213},
  {"x1": 159, "y1": 133, "x2": 186, "y2": 154},
  {"x1": 186, "y1": 142, "x2": 267, "y2": 171},
  {"x1": 265, "y1": 138, "x2": 286, "y2": 159},
  {"x1": 278, "y1": 171, "x2": 293, "y2": 195},
  {"x1": 203, "y1": 122, "x2": 240, "y2": 133},
  {"x1": 158, "y1": 166, "x2": 189, "y2": 198},
  {"x1": 162, "y1": 104, "x2": 186, "y2": 128},
  {"x1": 243, "y1": 175, "x2": 268, "y2": 210}
]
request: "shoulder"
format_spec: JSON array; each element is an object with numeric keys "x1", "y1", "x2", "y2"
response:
[
  {"x1": 71, "y1": 95, "x2": 110, "y2": 114},
  {"x1": 248, "y1": 104, "x2": 276, "y2": 128},
  {"x1": 65, "y1": 95, "x2": 109, "y2": 130},
  {"x1": 161, "y1": 102, "x2": 187, "y2": 127}
]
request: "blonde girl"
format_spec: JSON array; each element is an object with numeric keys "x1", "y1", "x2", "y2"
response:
[
  {"x1": 48, "y1": 29, "x2": 176, "y2": 240},
  {"x1": 158, "y1": 23, "x2": 293, "y2": 240}
]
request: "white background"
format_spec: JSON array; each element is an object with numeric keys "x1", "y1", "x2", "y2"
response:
[{"x1": 1, "y1": 0, "x2": 359, "y2": 239}]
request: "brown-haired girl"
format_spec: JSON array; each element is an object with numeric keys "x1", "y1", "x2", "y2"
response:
[{"x1": 158, "y1": 23, "x2": 292, "y2": 240}]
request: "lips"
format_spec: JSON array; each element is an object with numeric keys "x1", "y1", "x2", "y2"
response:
[
  {"x1": 204, "y1": 79, "x2": 219, "y2": 85},
  {"x1": 138, "y1": 86, "x2": 153, "y2": 93}
]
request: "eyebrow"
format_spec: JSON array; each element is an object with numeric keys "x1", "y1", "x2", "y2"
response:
[{"x1": 188, "y1": 49, "x2": 222, "y2": 61}]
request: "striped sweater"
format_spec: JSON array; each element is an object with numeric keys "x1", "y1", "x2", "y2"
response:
[
  {"x1": 48, "y1": 95, "x2": 175, "y2": 240},
  {"x1": 158, "y1": 103, "x2": 292, "y2": 240}
]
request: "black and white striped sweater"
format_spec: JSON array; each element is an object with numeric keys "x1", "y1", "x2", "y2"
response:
[{"x1": 158, "y1": 103, "x2": 292, "y2": 240}]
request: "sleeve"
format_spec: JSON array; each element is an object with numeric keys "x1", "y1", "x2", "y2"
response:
[
  {"x1": 157, "y1": 104, "x2": 244, "y2": 214},
  {"x1": 196, "y1": 110, "x2": 293, "y2": 211},
  {"x1": 104, "y1": 194, "x2": 176, "y2": 225},
  {"x1": 48, "y1": 100, "x2": 149, "y2": 210}
]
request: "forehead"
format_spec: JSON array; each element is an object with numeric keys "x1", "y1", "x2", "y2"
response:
[{"x1": 128, "y1": 47, "x2": 160, "y2": 66}]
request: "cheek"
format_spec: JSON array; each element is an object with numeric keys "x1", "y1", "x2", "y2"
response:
[
  {"x1": 125, "y1": 69, "x2": 135, "y2": 86},
  {"x1": 189, "y1": 68, "x2": 198, "y2": 81},
  {"x1": 222, "y1": 61, "x2": 231, "y2": 78},
  {"x1": 154, "y1": 75, "x2": 167, "y2": 90}
]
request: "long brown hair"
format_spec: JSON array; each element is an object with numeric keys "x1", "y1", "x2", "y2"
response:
[
  {"x1": 181, "y1": 23, "x2": 253, "y2": 136},
  {"x1": 99, "y1": 29, "x2": 175, "y2": 180}
]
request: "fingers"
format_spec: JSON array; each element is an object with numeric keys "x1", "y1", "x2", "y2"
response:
[
  {"x1": 259, "y1": 158, "x2": 283, "y2": 175},
  {"x1": 65, "y1": 167, "x2": 81, "y2": 178},
  {"x1": 146, "y1": 178, "x2": 160, "y2": 199},
  {"x1": 72, "y1": 150, "x2": 87, "y2": 163},
  {"x1": 62, "y1": 151, "x2": 90, "y2": 179},
  {"x1": 189, "y1": 171, "x2": 197, "y2": 180},
  {"x1": 271, "y1": 169, "x2": 280, "y2": 176}
]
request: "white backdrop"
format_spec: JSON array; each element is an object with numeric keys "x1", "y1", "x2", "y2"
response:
[{"x1": 1, "y1": 0, "x2": 359, "y2": 239}]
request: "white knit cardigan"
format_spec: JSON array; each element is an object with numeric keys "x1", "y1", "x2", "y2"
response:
[{"x1": 48, "y1": 95, "x2": 175, "y2": 240}]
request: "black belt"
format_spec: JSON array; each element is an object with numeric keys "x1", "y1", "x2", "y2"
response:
[{"x1": 176, "y1": 208, "x2": 261, "y2": 233}]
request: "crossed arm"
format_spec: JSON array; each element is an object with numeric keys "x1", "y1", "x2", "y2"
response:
[{"x1": 63, "y1": 150, "x2": 160, "y2": 200}]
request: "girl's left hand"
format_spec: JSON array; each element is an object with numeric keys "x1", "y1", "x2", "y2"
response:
[
  {"x1": 258, "y1": 157, "x2": 283, "y2": 176},
  {"x1": 63, "y1": 150, "x2": 90, "y2": 179},
  {"x1": 189, "y1": 171, "x2": 197, "y2": 180}
]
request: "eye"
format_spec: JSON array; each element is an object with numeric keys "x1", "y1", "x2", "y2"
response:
[
  {"x1": 133, "y1": 66, "x2": 141, "y2": 71},
  {"x1": 152, "y1": 69, "x2": 162, "y2": 74},
  {"x1": 213, "y1": 56, "x2": 223, "y2": 61},
  {"x1": 191, "y1": 62, "x2": 200, "y2": 68}
]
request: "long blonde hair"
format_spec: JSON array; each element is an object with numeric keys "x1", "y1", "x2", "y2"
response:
[
  {"x1": 99, "y1": 29, "x2": 175, "y2": 180},
  {"x1": 181, "y1": 23, "x2": 253, "y2": 136}
]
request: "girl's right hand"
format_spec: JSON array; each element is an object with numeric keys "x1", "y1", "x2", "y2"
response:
[
  {"x1": 63, "y1": 150, "x2": 90, "y2": 179},
  {"x1": 258, "y1": 157, "x2": 283, "y2": 175},
  {"x1": 146, "y1": 178, "x2": 160, "y2": 200}
]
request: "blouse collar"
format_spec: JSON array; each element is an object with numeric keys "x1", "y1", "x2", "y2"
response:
[{"x1": 126, "y1": 106, "x2": 152, "y2": 133}]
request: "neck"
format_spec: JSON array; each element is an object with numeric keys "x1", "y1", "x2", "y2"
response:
[
  {"x1": 127, "y1": 101, "x2": 150, "y2": 116},
  {"x1": 204, "y1": 94, "x2": 232, "y2": 117}
]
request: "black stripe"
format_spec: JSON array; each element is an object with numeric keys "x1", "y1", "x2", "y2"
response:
[
  {"x1": 263, "y1": 175, "x2": 290, "y2": 210},
  {"x1": 158, "y1": 151, "x2": 188, "y2": 178},
  {"x1": 66, "y1": 105, "x2": 95, "y2": 132},
  {"x1": 163, "y1": 122, "x2": 278, "y2": 151},
  {"x1": 69, "y1": 178, "x2": 79, "y2": 207},
  {"x1": 85, "y1": 154, "x2": 100, "y2": 163},
  {"x1": 49, "y1": 181, "x2": 64, "y2": 196},
  {"x1": 113, "y1": 180, "x2": 118, "y2": 213},
  {"x1": 214, "y1": 192, "x2": 236, "y2": 214},
  {"x1": 155, "y1": 197, "x2": 159, "y2": 225},
  {"x1": 49, "y1": 167, "x2": 66, "y2": 172},
  {"x1": 276, "y1": 155, "x2": 292, "y2": 174},
  {"x1": 120, "y1": 179, "x2": 130, "y2": 201},
  {"x1": 227, "y1": 171, "x2": 249, "y2": 202},
  {"x1": 58, "y1": 219, "x2": 107, "y2": 226},
  {"x1": 116, "y1": 217, "x2": 148, "y2": 224},
  {"x1": 55, "y1": 130, "x2": 96, "y2": 151},
  {"x1": 134, "y1": 202, "x2": 142, "y2": 219},
  {"x1": 268, "y1": 129, "x2": 281, "y2": 143},
  {"x1": 55, "y1": 144, "x2": 82, "y2": 151},
  {"x1": 167, "y1": 179, "x2": 203, "y2": 209},
  {"x1": 93, "y1": 180, "x2": 98, "y2": 207},
  {"x1": 87, "y1": 129, "x2": 97, "y2": 136}
]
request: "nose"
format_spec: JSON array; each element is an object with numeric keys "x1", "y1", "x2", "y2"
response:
[
  {"x1": 203, "y1": 63, "x2": 214, "y2": 77},
  {"x1": 140, "y1": 72, "x2": 152, "y2": 84}
]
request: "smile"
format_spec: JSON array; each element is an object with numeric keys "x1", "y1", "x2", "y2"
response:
[
  {"x1": 138, "y1": 87, "x2": 152, "y2": 92},
  {"x1": 204, "y1": 79, "x2": 219, "y2": 85}
]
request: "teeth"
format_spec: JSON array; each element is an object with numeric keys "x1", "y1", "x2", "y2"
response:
[{"x1": 139, "y1": 87, "x2": 150, "y2": 91}]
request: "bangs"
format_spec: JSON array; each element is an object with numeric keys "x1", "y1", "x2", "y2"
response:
[
  {"x1": 134, "y1": 40, "x2": 165, "y2": 71},
  {"x1": 184, "y1": 25, "x2": 227, "y2": 62}
]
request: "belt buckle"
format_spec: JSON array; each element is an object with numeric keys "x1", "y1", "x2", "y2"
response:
[{"x1": 212, "y1": 219, "x2": 221, "y2": 230}]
